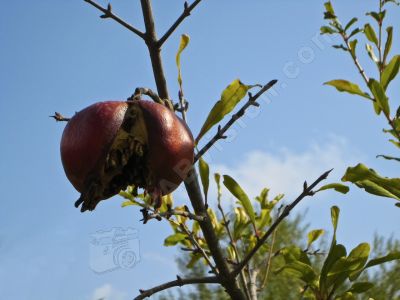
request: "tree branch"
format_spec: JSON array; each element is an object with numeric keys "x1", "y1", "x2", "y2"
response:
[
  {"x1": 158, "y1": 0, "x2": 203, "y2": 47},
  {"x1": 134, "y1": 275, "x2": 219, "y2": 300},
  {"x1": 140, "y1": 205, "x2": 206, "y2": 224},
  {"x1": 232, "y1": 169, "x2": 333, "y2": 277},
  {"x1": 138, "y1": 1, "x2": 246, "y2": 298},
  {"x1": 217, "y1": 195, "x2": 251, "y2": 300},
  {"x1": 194, "y1": 79, "x2": 277, "y2": 163},
  {"x1": 83, "y1": 0, "x2": 145, "y2": 39},
  {"x1": 140, "y1": 0, "x2": 170, "y2": 99},
  {"x1": 180, "y1": 223, "x2": 218, "y2": 274}
]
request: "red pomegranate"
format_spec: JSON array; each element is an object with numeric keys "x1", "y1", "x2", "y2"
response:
[{"x1": 60, "y1": 100, "x2": 194, "y2": 212}]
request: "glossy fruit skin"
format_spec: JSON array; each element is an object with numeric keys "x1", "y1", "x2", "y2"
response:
[
  {"x1": 60, "y1": 100, "x2": 194, "y2": 211},
  {"x1": 61, "y1": 101, "x2": 128, "y2": 192},
  {"x1": 138, "y1": 101, "x2": 194, "y2": 194}
]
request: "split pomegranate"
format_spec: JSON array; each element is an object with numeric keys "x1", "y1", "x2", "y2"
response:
[{"x1": 60, "y1": 100, "x2": 194, "y2": 212}]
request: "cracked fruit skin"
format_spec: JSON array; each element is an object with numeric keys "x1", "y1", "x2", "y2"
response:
[{"x1": 60, "y1": 100, "x2": 194, "y2": 212}]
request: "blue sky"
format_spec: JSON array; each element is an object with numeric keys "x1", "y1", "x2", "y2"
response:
[{"x1": 1, "y1": 1, "x2": 399, "y2": 299}]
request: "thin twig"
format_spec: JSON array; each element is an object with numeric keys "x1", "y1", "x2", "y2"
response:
[
  {"x1": 157, "y1": 0, "x2": 203, "y2": 47},
  {"x1": 134, "y1": 275, "x2": 219, "y2": 300},
  {"x1": 50, "y1": 112, "x2": 70, "y2": 122},
  {"x1": 140, "y1": 206, "x2": 206, "y2": 223},
  {"x1": 83, "y1": 0, "x2": 145, "y2": 39},
  {"x1": 232, "y1": 169, "x2": 333, "y2": 277},
  {"x1": 259, "y1": 207, "x2": 280, "y2": 289},
  {"x1": 217, "y1": 202, "x2": 251, "y2": 300},
  {"x1": 180, "y1": 223, "x2": 218, "y2": 274},
  {"x1": 194, "y1": 80, "x2": 278, "y2": 163}
]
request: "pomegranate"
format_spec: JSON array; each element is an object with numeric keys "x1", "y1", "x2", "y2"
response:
[{"x1": 60, "y1": 100, "x2": 194, "y2": 212}]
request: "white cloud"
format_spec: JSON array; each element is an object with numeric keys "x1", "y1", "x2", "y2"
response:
[
  {"x1": 91, "y1": 284, "x2": 126, "y2": 300},
  {"x1": 208, "y1": 136, "x2": 361, "y2": 201}
]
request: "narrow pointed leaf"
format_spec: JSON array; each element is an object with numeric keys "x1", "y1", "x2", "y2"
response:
[
  {"x1": 348, "y1": 282, "x2": 374, "y2": 293},
  {"x1": 223, "y1": 175, "x2": 256, "y2": 225},
  {"x1": 383, "y1": 26, "x2": 393, "y2": 63},
  {"x1": 368, "y1": 79, "x2": 390, "y2": 115},
  {"x1": 349, "y1": 39, "x2": 358, "y2": 57},
  {"x1": 364, "y1": 23, "x2": 379, "y2": 46},
  {"x1": 317, "y1": 183, "x2": 350, "y2": 194},
  {"x1": 365, "y1": 251, "x2": 400, "y2": 268},
  {"x1": 176, "y1": 34, "x2": 190, "y2": 87},
  {"x1": 342, "y1": 163, "x2": 400, "y2": 201},
  {"x1": 214, "y1": 173, "x2": 222, "y2": 201},
  {"x1": 331, "y1": 206, "x2": 340, "y2": 234},
  {"x1": 198, "y1": 157, "x2": 210, "y2": 202},
  {"x1": 164, "y1": 233, "x2": 187, "y2": 246},
  {"x1": 345, "y1": 18, "x2": 358, "y2": 31},
  {"x1": 381, "y1": 55, "x2": 400, "y2": 90},
  {"x1": 307, "y1": 229, "x2": 325, "y2": 248},
  {"x1": 366, "y1": 44, "x2": 379, "y2": 63},
  {"x1": 324, "y1": 80, "x2": 370, "y2": 99},
  {"x1": 196, "y1": 79, "x2": 254, "y2": 142}
]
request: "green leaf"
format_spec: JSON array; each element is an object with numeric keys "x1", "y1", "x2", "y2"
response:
[
  {"x1": 331, "y1": 206, "x2": 340, "y2": 236},
  {"x1": 186, "y1": 253, "x2": 202, "y2": 268},
  {"x1": 324, "y1": 1, "x2": 335, "y2": 15},
  {"x1": 326, "y1": 243, "x2": 370, "y2": 287},
  {"x1": 121, "y1": 200, "x2": 138, "y2": 208},
  {"x1": 347, "y1": 243, "x2": 371, "y2": 280},
  {"x1": 317, "y1": 183, "x2": 350, "y2": 194},
  {"x1": 324, "y1": 80, "x2": 370, "y2": 99},
  {"x1": 333, "y1": 44, "x2": 349, "y2": 52},
  {"x1": 348, "y1": 282, "x2": 374, "y2": 294},
  {"x1": 366, "y1": 44, "x2": 379, "y2": 63},
  {"x1": 348, "y1": 28, "x2": 362, "y2": 39},
  {"x1": 159, "y1": 194, "x2": 174, "y2": 213},
  {"x1": 324, "y1": 1, "x2": 337, "y2": 19},
  {"x1": 381, "y1": 55, "x2": 400, "y2": 90},
  {"x1": 383, "y1": 26, "x2": 393, "y2": 63},
  {"x1": 280, "y1": 246, "x2": 312, "y2": 265},
  {"x1": 196, "y1": 79, "x2": 253, "y2": 142},
  {"x1": 336, "y1": 292, "x2": 356, "y2": 300},
  {"x1": 367, "y1": 11, "x2": 385, "y2": 24},
  {"x1": 320, "y1": 244, "x2": 347, "y2": 293},
  {"x1": 214, "y1": 173, "x2": 222, "y2": 201},
  {"x1": 279, "y1": 261, "x2": 317, "y2": 284},
  {"x1": 198, "y1": 157, "x2": 210, "y2": 203},
  {"x1": 364, "y1": 23, "x2": 379, "y2": 46},
  {"x1": 349, "y1": 39, "x2": 358, "y2": 57},
  {"x1": 176, "y1": 34, "x2": 190, "y2": 87},
  {"x1": 342, "y1": 163, "x2": 400, "y2": 201},
  {"x1": 345, "y1": 18, "x2": 358, "y2": 31},
  {"x1": 223, "y1": 175, "x2": 256, "y2": 226},
  {"x1": 368, "y1": 79, "x2": 390, "y2": 116},
  {"x1": 321, "y1": 26, "x2": 337, "y2": 34},
  {"x1": 390, "y1": 139, "x2": 400, "y2": 148},
  {"x1": 255, "y1": 188, "x2": 269, "y2": 208},
  {"x1": 164, "y1": 233, "x2": 187, "y2": 246},
  {"x1": 307, "y1": 229, "x2": 325, "y2": 248},
  {"x1": 365, "y1": 251, "x2": 400, "y2": 268}
]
